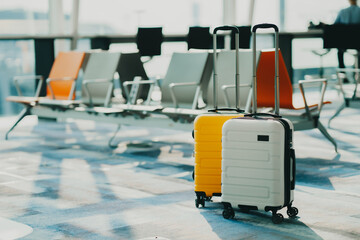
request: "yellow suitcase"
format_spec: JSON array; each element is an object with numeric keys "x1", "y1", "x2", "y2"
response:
[
  {"x1": 193, "y1": 26, "x2": 245, "y2": 208},
  {"x1": 194, "y1": 114, "x2": 243, "y2": 207}
]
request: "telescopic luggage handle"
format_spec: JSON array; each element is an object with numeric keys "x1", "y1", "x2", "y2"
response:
[
  {"x1": 252, "y1": 23, "x2": 279, "y2": 33},
  {"x1": 210, "y1": 25, "x2": 242, "y2": 113},
  {"x1": 252, "y1": 23, "x2": 280, "y2": 116}
]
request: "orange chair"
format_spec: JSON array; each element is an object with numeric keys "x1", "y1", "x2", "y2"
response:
[
  {"x1": 5, "y1": 51, "x2": 85, "y2": 139},
  {"x1": 45, "y1": 51, "x2": 86, "y2": 100},
  {"x1": 255, "y1": 50, "x2": 337, "y2": 152}
]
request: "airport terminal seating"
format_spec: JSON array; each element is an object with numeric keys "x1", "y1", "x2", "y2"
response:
[
  {"x1": 5, "y1": 51, "x2": 130, "y2": 139},
  {"x1": 5, "y1": 48, "x2": 337, "y2": 152},
  {"x1": 255, "y1": 50, "x2": 337, "y2": 152},
  {"x1": 5, "y1": 50, "x2": 214, "y2": 140},
  {"x1": 6, "y1": 50, "x2": 151, "y2": 139},
  {"x1": 5, "y1": 51, "x2": 86, "y2": 139}
]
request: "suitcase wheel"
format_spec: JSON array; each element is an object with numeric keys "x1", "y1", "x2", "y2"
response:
[
  {"x1": 286, "y1": 207, "x2": 298, "y2": 218},
  {"x1": 272, "y1": 213, "x2": 284, "y2": 224},
  {"x1": 195, "y1": 197, "x2": 205, "y2": 208},
  {"x1": 222, "y1": 208, "x2": 235, "y2": 219}
]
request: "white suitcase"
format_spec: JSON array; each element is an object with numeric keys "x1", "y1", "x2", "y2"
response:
[{"x1": 220, "y1": 24, "x2": 298, "y2": 224}]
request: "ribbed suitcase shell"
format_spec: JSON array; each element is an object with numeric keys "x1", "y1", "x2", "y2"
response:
[
  {"x1": 221, "y1": 117, "x2": 294, "y2": 210},
  {"x1": 194, "y1": 113, "x2": 243, "y2": 199}
]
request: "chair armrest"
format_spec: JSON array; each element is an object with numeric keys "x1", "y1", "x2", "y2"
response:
[
  {"x1": 13, "y1": 75, "x2": 43, "y2": 97},
  {"x1": 336, "y1": 68, "x2": 360, "y2": 84},
  {"x1": 168, "y1": 82, "x2": 199, "y2": 109},
  {"x1": 46, "y1": 77, "x2": 76, "y2": 100},
  {"x1": 83, "y1": 78, "x2": 114, "y2": 107},
  {"x1": 123, "y1": 78, "x2": 158, "y2": 105},
  {"x1": 298, "y1": 78, "x2": 328, "y2": 118},
  {"x1": 220, "y1": 83, "x2": 252, "y2": 107}
]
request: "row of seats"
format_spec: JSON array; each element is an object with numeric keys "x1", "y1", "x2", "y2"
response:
[{"x1": 6, "y1": 48, "x2": 337, "y2": 152}]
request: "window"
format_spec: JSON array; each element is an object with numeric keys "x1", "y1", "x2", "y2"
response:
[
  {"x1": 284, "y1": 0, "x2": 348, "y2": 31},
  {"x1": 0, "y1": 0, "x2": 49, "y2": 35},
  {"x1": 78, "y1": 0, "x2": 222, "y2": 35}
]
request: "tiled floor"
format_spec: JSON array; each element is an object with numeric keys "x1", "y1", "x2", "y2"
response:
[{"x1": 0, "y1": 92, "x2": 360, "y2": 239}]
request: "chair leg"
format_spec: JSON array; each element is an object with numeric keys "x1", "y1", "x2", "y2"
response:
[
  {"x1": 108, "y1": 124, "x2": 121, "y2": 148},
  {"x1": 5, "y1": 107, "x2": 31, "y2": 140},
  {"x1": 317, "y1": 121, "x2": 338, "y2": 153},
  {"x1": 328, "y1": 101, "x2": 346, "y2": 128}
]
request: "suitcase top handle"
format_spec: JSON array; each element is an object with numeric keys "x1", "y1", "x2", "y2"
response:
[
  {"x1": 252, "y1": 23, "x2": 280, "y2": 116},
  {"x1": 252, "y1": 24, "x2": 279, "y2": 33},
  {"x1": 212, "y1": 25, "x2": 241, "y2": 112},
  {"x1": 213, "y1": 26, "x2": 240, "y2": 34}
]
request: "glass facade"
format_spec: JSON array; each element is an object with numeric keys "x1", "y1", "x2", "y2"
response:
[{"x1": 78, "y1": 0, "x2": 222, "y2": 35}]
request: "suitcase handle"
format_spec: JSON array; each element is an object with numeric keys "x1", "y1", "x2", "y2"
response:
[
  {"x1": 214, "y1": 26, "x2": 240, "y2": 34},
  {"x1": 252, "y1": 23, "x2": 280, "y2": 115},
  {"x1": 211, "y1": 25, "x2": 241, "y2": 112},
  {"x1": 208, "y1": 107, "x2": 244, "y2": 113},
  {"x1": 290, "y1": 148, "x2": 296, "y2": 190},
  {"x1": 252, "y1": 23, "x2": 279, "y2": 33},
  {"x1": 244, "y1": 112, "x2": 281, "y2": 118}
]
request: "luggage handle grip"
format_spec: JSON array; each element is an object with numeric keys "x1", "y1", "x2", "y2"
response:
[
  {"x1": 244, "y1": 112, "x2": 281, "y2": 118},
  {"x1": 252, "y1": 24, "x2": 279, "y2": 33},
  {"x1": 290, "y1": 148, "x2": 296, "y2": 190},
  {"x1": 208, "y1": 108, "x2": 244, "y2": 113},
  {"x1": 213, "y1": 26, "x2": 240, "y2": 34}
]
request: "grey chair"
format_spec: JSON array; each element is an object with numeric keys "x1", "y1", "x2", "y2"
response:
[
  {"x1": 205, "y1": 49, "x2": 260, "y2": 112},
  {"x1": 80, "y1": 51, "x2": 121, "y2": 107},
  {"x1": 122, "y1": 51, "x2": 213, "y2": 111}
]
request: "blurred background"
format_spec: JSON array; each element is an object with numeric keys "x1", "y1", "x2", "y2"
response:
[{"x1": 0, "y1": 0, "x2": 352, "y2": 115}]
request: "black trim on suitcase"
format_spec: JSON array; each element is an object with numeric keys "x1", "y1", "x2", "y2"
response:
[
  {"x1": 276, "y1": 118, "x2": 292, "y2": 206},
  {"x1": 290, "y1": 148, "x2": 296, "y2": 190}
]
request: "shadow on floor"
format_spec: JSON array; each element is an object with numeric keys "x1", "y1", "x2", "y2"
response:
[
  {"x1": 198, "y1": 201, "x2": 323, "y2": 240},
  {"x1": 296, "y1": 156, "x2": 360, "y2": 190}
]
